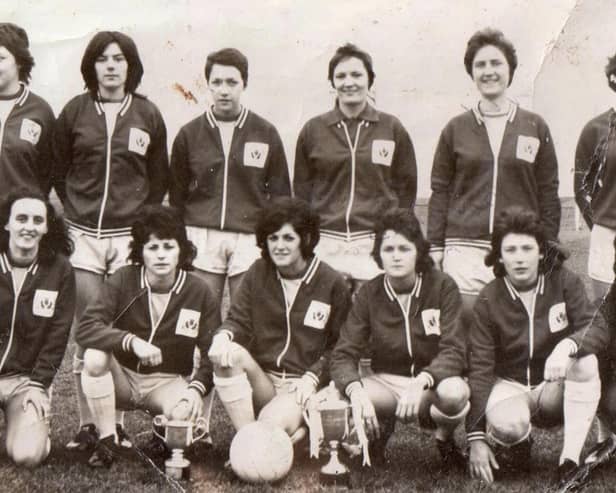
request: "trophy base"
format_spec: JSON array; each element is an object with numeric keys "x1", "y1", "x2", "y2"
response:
[
  {"x1": 319, "y1": 470, "x2": 350, "y2": 487},
  {"x1": 165, "y1": 457, "x2": 190, "y2": 481}
]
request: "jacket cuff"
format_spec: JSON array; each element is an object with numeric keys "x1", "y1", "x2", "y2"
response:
[
  {"x1": 122, "y1": 333, "x2": 136, "y2": 352},
  {"x1": 27, "y1": 379, "x2": 47, "y2": 391},
  {"x1": 429, "y1": 245, "x2": 444, "y2": 254},
  {"x1": 303, "y1": 371, "x2": 319, "y2": 387},
  {"x1": 467, "y1": 431, "x2": 487, "y2": 443},
  {"x1": 345, "y1": 380, "x2": 363, "y2": 398},
  {"x1": 188, "y1": 380, "x2": 207, "y2": 397}
]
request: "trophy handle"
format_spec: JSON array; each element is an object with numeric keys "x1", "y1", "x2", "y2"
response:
[
  {"x1": 152, "y1": 415, "x2": 167, "y2": 440},
  {"x1": 191, "y1": 417, "x2": 208, "y2": 442}
]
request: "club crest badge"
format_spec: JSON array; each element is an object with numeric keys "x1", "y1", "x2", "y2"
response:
[
  {"x1": 371, "y1": 139, "x2": 395, "y2": 166},
  {"x1": 421, "y1": 309, "x2": 441, "y2": 336},
  {"x1": 243, "y1": 142, "x2": 269, "y2": 168},
  {"x1": 128, "y1": 127, "x2": 151, "y2": 156},
  {"x1": 175, "y1": 308, "x2": 200, "y2": 338},
  {"x1": 33, "y1": 289, "x2": 58, "y2": 318},
  {"x1": 304, "y1": 300, "x2": 331, "y2": 330},
  {"x1": 515, "y1": 135, "x2": 540, "y2": 163},
  {"x1": 19, "y1": 118, "x2": 42, "y2": 145},
  {"x1": 549, "y1": 302, "x2": 568, "y2": 333}
]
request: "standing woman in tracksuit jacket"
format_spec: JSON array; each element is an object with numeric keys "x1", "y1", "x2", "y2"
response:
[
  {"x1": 574, "y1": 51, "x2": 616, "y2": 302},
  {"x1": 294, "y1": 43, "x2": 417, "y2": 290},
  {"x1": 330, "y1": 209, "x2": 469, "y2": 467},
  {"x1": 0, "y1": 191, "x2": 75, "y2": 467},
  {"x1": 207, "y1": 197, "x2": 351, "y2": 449},
  {"x1": 428, "y1": 28, "x2": 560, "y2": 315},
  {"x1": 0, "y1": 23, "x2": 55, "y2": 197},
  {"x1": 52, "y1": 31, "x2": 169, "y2": 454}
]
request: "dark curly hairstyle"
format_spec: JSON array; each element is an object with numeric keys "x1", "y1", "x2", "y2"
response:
[
  {"x1": 205, "y1": 48, "x2": 248, "y2": 87},
  {"x1": 128, "y1": 205, "x2": 196, "y2": 271},
  {"x1": 0, "y1": 23, "x2": 34, "y2": 84},
  {"x1": 328, "y1": 43, "x2": 375, "y2": 89},
  {"x1": 485, "y1": 207, "x2": 566, "y2": 277},
  {"x1": 371, "y1": 208, "x2": 433, "y2": 274},
  {"x1": 0, "y1": 190, "x2": 73, "y2": 265},
  {"x1": 80, "y1": 31, "x2": 144, "y2": 96},
  {"x1": 464, "y1": 28, "x2": 518, "y2": 86},
  {"x1": 255, "y1": 197, "x2": 320, "y2": 264},
  {"x1": 605, "y1": 52, "x2": 616, "y2": 92}
]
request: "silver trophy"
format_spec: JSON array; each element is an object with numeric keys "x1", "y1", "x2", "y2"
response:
[{"x1": 152, "y1": 415, "x2": 208, "y2": 479}]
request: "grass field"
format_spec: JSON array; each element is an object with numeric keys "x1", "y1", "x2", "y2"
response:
[{"x1": 1, "y1": 203, "x2": 614, "y2": 492}]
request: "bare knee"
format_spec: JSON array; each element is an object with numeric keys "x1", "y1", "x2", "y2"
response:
[
  {"x1": 567, "y1": 354, "x2": 599, "y2": 382},
  {"x1": 83, "y1": 348, "x2": 112, "y2": 377},
  {"x1": 434, "y1": 377, "x2": 470, "y2": 415},
  {"x1": 7, "y1": 425, "x2": 49, "y2": 468},
  {"x1": 487, "y1": 408, "x2": 531, "y2": 445}
]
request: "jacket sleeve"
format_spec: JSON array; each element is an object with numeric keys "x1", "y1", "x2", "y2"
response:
[
  {"x1": 534, "y1": 119, "x2": 561, "y2": 241},
  {"x1": 30, "y1": 262, "x2": 76, "y2": 389},
  {"x1": 169, "y1": 128, "x2": 189, "y2": 212},
  {"x1": 264, "y1": 125, "x2": 291, "y2": 199},
  {"x1": 35, "y1": 104, "x2": 56, "y2": 196},
  {"x1": 574, "y1": 120, "x2": 596, "y2": 229},
  {"x1": 145, "y1": 105, "x2": 169, "y2": 204},
  {"x1": 306, "y1": 276, "x2": 352, "y2": 385},
  {"x1": 391, "y1": 118, "x2": 417, "y2": 209},
  {"x1": 292, "y1": 123, "x2": 313, "y2": 201},
  {"x1": 330, "y1": 284, "x2": 371, "y2": 394},
  {"x1": 421, "y1": 275, "x2": 466, "y2": 386},
  {"x1": 466, "y1": 293, "x2": 497, "y2": 442},
  {"x1": 427, "y1": 125, "x2": 454, "y2": 251},
  {"x1": 51, "y1": 104, "x2": 73, "y2": 204},
  {"x1": 217, "y1": 265, "x2": 255, "y2": 347},
  {"x1": 190, "y1": 284, "x2": 223, "y2": 396},
  {"x1": 76, "y1": 270, "x2": 139, "y2": 353}
]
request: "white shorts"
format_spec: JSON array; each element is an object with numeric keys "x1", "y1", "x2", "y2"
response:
[
  {"x1": 69, "y1": 227, "x2": 132, "y2": 275},
  {"x1": 266, "y1": 370, "x2": 303, "y2": 396},
  {"x1": 186, "y1": 226, "x2": 261, "y2": 277},
  {"x1": 315, "y1": 232, "x2": 382, "y2": 281},
  {"x1": 588, "y1": 224, "x2": 616, "y2": 284},
  {"x1": 443, "y1": 244, "x2": 494, "y2": 296}
]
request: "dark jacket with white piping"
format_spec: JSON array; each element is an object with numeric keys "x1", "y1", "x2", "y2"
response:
[
  {"x1": 330, "y1": 270, "x2": 466, "y2": 394},
  {"x1": 0, "y1": 253, "x2": 75, "y2": 390},
  {"x1": 52, "y1": 92, "x2": 169, "y2": 236},
  {"x1": 293, "y1": 104, "x2": 417, "y2": 236},
  {"x1": 169, "y1": 106, "x2": 290, "y2": 233},
  {"x1": 217, "y1": 257, "x2": 351, "y2": 384},
  {"x1": 76, "y1": 265, "x2": 220, "y2": 395}
]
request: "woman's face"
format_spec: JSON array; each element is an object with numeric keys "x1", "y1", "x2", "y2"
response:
[
  {"x1": 332, "y1": 56, "x2": 369, "y2": 108},
  {"x1": 142, "y1": 234, "x2": 180, "y2": 283},
  {"x1": 5, "y1": 198, "x2": 48, "y2": 256},
  {"x1": 95, "y1": 42, "x2": 128, "y2": 97},
  {"x1": 380, "y1": 230, "x2": 418, "y2": 281},
  {"x1": 0, "y1": 46, "x2": 20, "y2": 96},
  {"x1": 500, "y1": 232, "x2": 541, "y2": 289},
  {"x1": 267, "y1": 223, "x2": 306, "y2": 276},
  {"x1": 472, "y1": 44, "x2": 510, "y2": 100}
]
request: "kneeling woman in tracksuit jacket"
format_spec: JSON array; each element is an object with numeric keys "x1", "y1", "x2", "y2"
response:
[
  {"x1": 0, "y1": 191, "x2": 75, "y2": 467},
  {"x1": 330, "y1": 209, "x2": 469, "y2": 467},
  {"x1": 208, "y1": 197, "x2": 351, "y2": 444},
  {"x1": 467, "y1": 207, "x2": 604, "y2": 486}
]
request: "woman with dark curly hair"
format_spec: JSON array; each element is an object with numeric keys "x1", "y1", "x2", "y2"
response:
[
  {"x1": 208, "y1": 197, "x2": 351, "y2": 449},
  {"x1": 76, "y1": 205, "x2": 220, "y2": 468},
  {"x1": 428, "y1": 28, "x2": 560, "y2": 316},
  {"x1": 0, "y1": 191, "x2": 75, "y2": 467},
  {"x1": 467, "y1": 207, "x2": 603, "y2": 487},
  {"x1": 329, "y1": 208, "x2": 469, "y2": 467}
]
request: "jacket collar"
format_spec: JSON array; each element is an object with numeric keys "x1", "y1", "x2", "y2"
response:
[
  {"x1": 276, "y1": 256, "x2": 320, "y2": 285},
  {"x1": 323, "y1": 102, "x2": 380, "y2": 126},
  {"x1": 383, "y1": 273, "x2": 422, "y2": 302},
  {"x1": 140, "y1": 266, "x2": 187, "y2": 295},
  {"x1": 503, "y1": 273, "x2": 545, "y2": 300},
  {"x1": 471, "y1": 100, "x2": 518, "y2": 126},
  {"x1": 94, "y1": 92, "x2": 133, "y2": 117},
  {"x1": 0, "y1": 252, "x2": 39, "y2": 275},
  {"x1": 205, "y1": 105, "x2": 249, "y2": 129}
]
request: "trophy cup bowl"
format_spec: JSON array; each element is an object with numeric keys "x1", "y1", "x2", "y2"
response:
[
  {"x1": 152, "y1": 415, "x2": 208, "y2": 480},
  {"x1": 319, "y1": 400, "x2": 351, "y2": 485}
]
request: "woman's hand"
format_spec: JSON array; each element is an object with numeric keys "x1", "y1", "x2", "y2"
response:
[
  {"x1": 395, "y1": 375, "x2": 429, "y2": 422},
  {"x1": 544, "y1": 338, "x2": 576, "y2": 381},
  {"x1": 469, "y1": 440, "x2": 499, "y2": 484},
  {"x1": 22, "y1": 387, "x2": 50, "y2": 421},
  {"x1": 208, "y1": 332, "x2": 234, "y2": 368},
  {"x1": 131, "y1": 337, "x2": 162, "y2": 366},
  {"x1": 348, "y1": 383, "x2": 380, "y2": 440},
  {"x1": 289, "y1": 374, "x2": 317, "y2": 407}
]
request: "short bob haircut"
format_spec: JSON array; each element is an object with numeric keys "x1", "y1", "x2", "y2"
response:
[
  {"x1": 205, "y1": 48, "x2": 248, "y2": 87},
  {"x1": 80, "y1": 31, "x2": 144, "y2": 96},
  {"x1": 128, "y1": 205, "x2": 196, "y2": 271},
  {"x1": 605, "y1": 52, "x2": 616, "y2": 92},
  {"x1": 255, "y1": 197, "x2": 320, "y2": 264},
  {"x1": 0, "y1": 190, "x2": 73, "y2": 265},
  {"x1": 464, "y1": 28, "x2": 518, "y2": 86},
  {"x1": 371, "y1": 208, "x2": 433, "y2": 274},
  {"x1": 0, "y1": 23, "x2": 35, "y2": 84},
  {"x1": 485, "y1": 206, "x2": 566, "y2": 277},
  {"x1": 328, "y1": 43, "x2": 375, "y2": 89}
]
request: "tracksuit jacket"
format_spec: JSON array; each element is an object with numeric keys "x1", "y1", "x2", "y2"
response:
[
  {"x1": 330, "y1": 270, "x2": 466, "y2": 393},
  {"x1": 428, "y1": 104, "x2": 561, "y2": 252},
  {"x1": 293, "y1": 104, "x2": 417, "y2": 238},
  {"x1": 53, "y1": 92, "x2": 169, "y2": 237},
  {"x1": 218, "y1": 257, "x2": 351, "y2": 385},
  {"x1": 76, "y1": 265, "x2": 221, "y2": 396},
  {"x1": 0, "y1": 253, "x2": 75, "y2": 390},
  {"x1": 574, "y1": 108, "x2": 616, "y2": 229},
  {"x1": 0, "y1": 85, "x2": 55, "y2": 196},
  {"x1": 169, "y1": 106, "x2": 290, "y2": 233},
  {"x1": 466, "y1": 267, "x2": 606, "y2": 442}
]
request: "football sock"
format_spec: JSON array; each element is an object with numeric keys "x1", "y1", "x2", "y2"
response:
[
  {"x1": 214, "y1": 372, "x2": 254, "y2": 431},
  {"x1": 116, "y1": 411, "x2": 124, "y2": 427},
  {"x1": 430, "y1": 401, "x2": 470, "y2": 441},
  {"x1": 596, "y1": 418, "x2": 612, "y2": 443},
  {"x1": 73, "y1": 354, "x2": 95, "y2": 427},
  {"x1": 561, "y1": 377, "x2": 600, "y2": 465},
  {"x1": 81, "y1": 371, "x2": 117, "y2": 441}
]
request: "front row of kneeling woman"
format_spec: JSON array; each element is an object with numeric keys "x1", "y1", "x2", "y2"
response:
[{"x1": 1, "y1": 191, "x2": 613, "y2": 487}]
